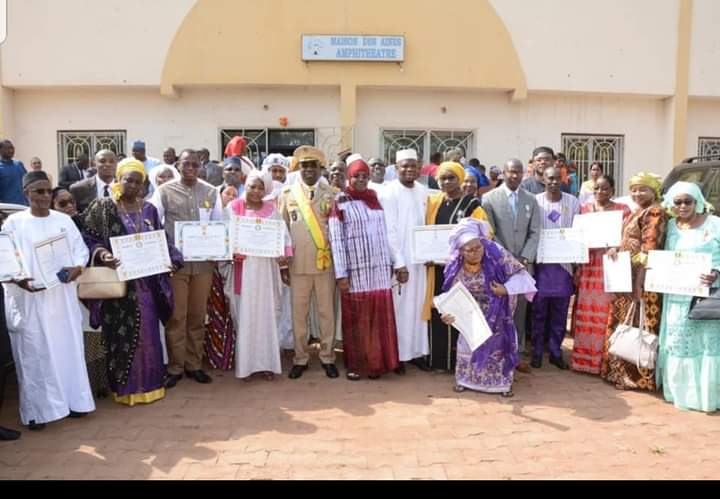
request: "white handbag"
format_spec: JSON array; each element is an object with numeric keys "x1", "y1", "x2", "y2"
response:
[
  {"x1": 608, "y1": 301, "x2": 658, "y2": 370},
  {"x1": 77, "y1": 248, "x2": 127, "y2": 300}
]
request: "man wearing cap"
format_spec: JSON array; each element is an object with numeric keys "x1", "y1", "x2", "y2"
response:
[
  {"x1": 3, "y1": 171, "x2": 95, "y2": 430},
  {"x1": 278, "y1": 146, "x2": 339, "y2": 379},
  {"x1": 368, "y1": 157, "x2": 390, "y2": 194},
  {"x1": 151, "y1": 149, "x2": 223, "y2": 388},
  {"x1": 131, "y1": 140, "x2": 162, "y2": 174},
  {"x1": 261, "y1": 154, "x2": 290, "y2": 201},
  {"x1": 219, "y1": 156, "x2": 252, "y2": 197},
  {"x1": 379, "y1": 149, "x2": 431, "y2": 374}
]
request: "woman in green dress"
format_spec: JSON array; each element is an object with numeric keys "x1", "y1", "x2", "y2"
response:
[{"x1": 657, "y1": 182, "x2": 720, "y2": 412}]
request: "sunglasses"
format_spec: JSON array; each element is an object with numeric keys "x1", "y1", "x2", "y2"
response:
[
  {"x1": 673, "y1": 198, "x2": 695, "y2": 207},
  {"x1": 224, "y1": 167, "x2": 242, "y2": 172},
  {"x1": 28, "y1": 188, "x2": 53, "y2": 195}
]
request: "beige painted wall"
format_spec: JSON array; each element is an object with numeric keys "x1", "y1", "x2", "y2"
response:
[
  {"x1": 1, "y1": 0, "x2": 196, "y2": 86},
  {"x1": 689, "y1": 0, "x2": 720, "y2": 97},
  {"x1": 11, "y1": 87, "x2": 340, "y2": 176},
  {"x1": 489, "y1": 0, "x2": 679, "y2": 95},
  {"x1": 356, "y1": 88, "x2": 669, "y2": 193},
  {"x1": 686, "y1": 98, "x2": 720, "y2": 157}
]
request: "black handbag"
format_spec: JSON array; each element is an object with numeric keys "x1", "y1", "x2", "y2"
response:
[{"x1": 688, "y1": 288, "x2": 720, "y2": 320}]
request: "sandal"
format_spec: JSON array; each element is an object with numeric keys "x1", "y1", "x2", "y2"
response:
[
  {"x1": 453, "y1": 385, "x2": 466, "y2": 393},
  {"x1": 346, "y1": 372, "x2": 361, "y2": 381},
  {"x1": 501, "y1": 390, "x2": 514, "y2": 398}
]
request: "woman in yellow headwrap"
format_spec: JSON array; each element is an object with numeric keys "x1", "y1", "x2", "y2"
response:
[
  {"x1": 423, "y1": 161, "x2": 492, "y2": 371},
  {"x1": 601, "y1": 172, "x2": 668, "y2": 391},
  {"x1": 81, "y1": 158, "x2": 183, "y2": 406}
]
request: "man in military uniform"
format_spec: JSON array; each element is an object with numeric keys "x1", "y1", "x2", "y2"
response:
[{"x1": 278, "y1": 146, "x2": 339, "y2": 379}]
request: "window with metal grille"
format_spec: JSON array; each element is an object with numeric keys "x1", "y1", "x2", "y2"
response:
[
  {"x1": 381, "y1": 129, "x2": 474, "y2": 165},
  {"x1": 698, "y1": 137, "x2": 720, "y2": 158},
  {"x1": 561, "y1": 134, "x2": 624, "y2": 190},
  {"x1": 57, "y1": 130, "x2": 127, "y2": 167},
  {"x1": 220, "y1": 128, "x2": 320, "y2": 167}
]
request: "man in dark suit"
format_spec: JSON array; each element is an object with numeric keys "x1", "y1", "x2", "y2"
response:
[
  {"x1": 198, "y1": 148, "x2": 224, "y2": 186},
  {"x1": 69, "y1": 150, "x2": 117, "y2": 212},
  {"x1": 58, "y1": 153, "x2": 90, "y2": 190},
  {"x1": 482, "y1": 158, "x2": 541, "y2": 373}
]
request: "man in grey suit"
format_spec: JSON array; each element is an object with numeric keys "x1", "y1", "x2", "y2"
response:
[
  {"x1": 482, "y1": 158, "x2": 541, "y2": 372},
  {"x1": 69, "y1": 150, "x2": 117, "y2": 212}
]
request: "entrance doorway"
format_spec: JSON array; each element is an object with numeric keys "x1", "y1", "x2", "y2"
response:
[{"x1": 220, "y1": 128, "x2": 315, "y2": 166}]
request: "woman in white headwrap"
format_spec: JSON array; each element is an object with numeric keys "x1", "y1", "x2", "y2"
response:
[
  {"x1": 261, "y1": 154, "x2": 290, "y2": 201},
  {"x1": 227, "y1": 170, "x2": 293, "y2": 380},
  {"x1": 148, "y1": 164, "x2": 180, "y2": 191},
  {"x1": 656, "y1": 182, "x2": 720, "y2": 412}
]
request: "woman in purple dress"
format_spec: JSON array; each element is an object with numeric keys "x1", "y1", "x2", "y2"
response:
[
  {"x1": 81, "y1": 159, "x2": 183, "y2": 406},
  {"x1": 440, "y1": 219, "x2": 536, "y2": 397}
]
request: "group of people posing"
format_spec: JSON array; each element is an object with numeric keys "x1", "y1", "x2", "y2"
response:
[{"x1": 2, "y1": 140, "x2": 720, "y2": 438}]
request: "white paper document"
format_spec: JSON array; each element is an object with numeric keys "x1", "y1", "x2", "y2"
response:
[
  {"x1": 537, "y1": 228, "x2": 589, "y2": 264},
  {"x1": 175, "y1": 221, "x2": 231, "y2": 262},
  {"x1": 110, "y1": 230, "x2": 172, "y2": 282},
  {"x1": 232, "y1": 216, "x2": 284, "y2": 258},
  {"x1": 572, "y1": 210, "x2": 623, "y2": 248},
  {"x1": 412, "y1": 225, "x2": 454, "y2": 264},
  {"x1": 433, "y1": 282, "x2": 492, "y2": 352},
  {"x1": 32, "y1": 233, "x2": 74, "y2": 289},
  {"x1": 645, "y1": 250, "x2": 712, "y2": 297},
  {"x1": 603, "y1": 251, "x2": 632, "y2": 293},
  {"x1": 0, "y1": 232, "x2": 27, "y2": 282}
]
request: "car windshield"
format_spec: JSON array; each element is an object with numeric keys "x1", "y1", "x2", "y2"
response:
[{"x1": 678, "y1": 169, "x2": 706, "y2": 184}]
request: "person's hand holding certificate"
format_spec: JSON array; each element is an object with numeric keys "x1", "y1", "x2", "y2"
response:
[
  {"x1": 110, "y1": 230, "x2": 172, "y2": 282},
  {"x1": 433, "y1": 282, "x2": 492, "y2": 351}
]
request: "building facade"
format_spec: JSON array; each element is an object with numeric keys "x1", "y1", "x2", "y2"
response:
[{"x1": 1, "y1": 0, "x2": 719, "y2": 193}]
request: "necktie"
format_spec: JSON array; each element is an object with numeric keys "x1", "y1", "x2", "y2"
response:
[
  {"x1": 509, "y1": 191, "x2": 517, "y2": 219},
  {"x1": 103, "y1": 185, "x2": 110, "y2": 197}
]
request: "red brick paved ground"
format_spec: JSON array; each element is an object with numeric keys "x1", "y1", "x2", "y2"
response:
[{"x1": 2, "y1": 341, "x2": 720, "y2": 480}]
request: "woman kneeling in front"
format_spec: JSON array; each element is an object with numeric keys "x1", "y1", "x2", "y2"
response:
[{"x1": 440, "y1": 219, "x2": 536, "y2": 397}]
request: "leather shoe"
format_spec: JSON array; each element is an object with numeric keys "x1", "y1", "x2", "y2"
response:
[
  {"x1": 321, "y1": 363, "x2": 339, "y2": 378},
  {"x1": 185, "y1": 369, "x2": 213, "y2": 384},
  {"x1": 288, "y1": 364, "x2": 308, "y2": 379},
  {"x1": 530, "y1": 356, "x2": 542, "y2": 369},
  {"x1": 394, "y1": 363, "x2": 406, "y2": 376},
  {"x1": 67, "y1": 410, "x2": 88, "y2": 419},
  {"x1": 164, "y1": 373, "x2": 183, "y2": 389},
  {"x1": 410, "y1": 357, "x2": 432, "y2": 372},
  {"x1": 549, "y1": 355, "x2": 569, "y2": 370},
  {"x1": 0, "y1": 425, "x2": 21, "y2": 441}
]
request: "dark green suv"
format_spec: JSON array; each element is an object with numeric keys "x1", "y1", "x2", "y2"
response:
[{"x1": 662, "y1": 155, "x2": 720, "y2": 210}]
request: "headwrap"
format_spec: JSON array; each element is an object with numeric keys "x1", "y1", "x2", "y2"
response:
[
  {"x1": 262, "y1": 153, "x2": 289, "y2": 172},
  {"x1": 464, "y1": 166, "x2": 483, "y2": 186},
  {"x1": 396, "y1": 149, "x2": 418, "y2": 163},
  {"x1": 344, "y1": 155, "x2": 382, "y2": 210},
  {"x1": 244, "y1": 169, "x2": 274, "y2": 195},
  {"x1": 112, "y1": 158, "x2": 147, "y2": 200},
  {"x1": 663, "y1": 181, "x2": 708, "y2": 215},
  {"x1": 629, "y1": 172, "x2": 663, "y2": 200},
  {"x1": 442, "y1": 218, "x2": 520, "y2": 377},
  {"x1": 22, "y1": 170, "x2": 49, "y2": 189},
  {"x1": 149, "y1": 164, "x2": 180, "y2": 190},
  {"x1": 224, "y1": 136, "x2": 247, "y2": 158},
  {"x1": 489, "y1": 165, "x2": 501, "y2": 176},
  {"x1": 435, "y1": 162, "x2": 466, "y2": 183}
]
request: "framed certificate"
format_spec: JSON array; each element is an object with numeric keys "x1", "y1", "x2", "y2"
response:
[
  {"x1": 603, "y1": 251, "x2": 632, "y2": 293},
  {"x1": 433, "y1": 282, "x2": 492, "y2": 352},
  {"x1": 537, "y1": 228, "x2": 589, "y2": 264},
  {"x1": 110, "y1": 230, "x2": 173, "y2": 282},
  {"x1": 175, "y1": 221, "x2": 232, "y2": 262},
  {"x1": 0, "y1": 232, "x2": 28, "y2": 282},
  {"x1": 645, "y1": 250, "x2": 712, "y2": 297},
  {"x1": 572, "y1": 210, "x2": 623, "y2": 248},
  {"x1": 232, "y1": 216, "x2": 284, "y2": 258},
  {"x1": 412, "y1": 225, "x2": 454, "y2": 264},
  {"x1": 32, "y1": 233, "x2": 74, "y2": 289}
]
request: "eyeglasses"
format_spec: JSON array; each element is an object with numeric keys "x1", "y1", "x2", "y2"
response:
[
  {"x1": 673, "y1": 198, "x2": 695, "y2": 207},
  {"x1": 28, "y1": 188, "x2": 52, "y2": 195},
  {"x1": 56, "y1": 200, "x2": 75, "y2": 208}
]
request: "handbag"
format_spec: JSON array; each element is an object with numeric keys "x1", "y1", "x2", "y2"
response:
[
  {"x1": 77, "y1": 248, "x2": 127, "y2": 300},
  {"x1": 608, "y1": 301, "x2": 658, "y2": 370},
  {"x1": 688, "y1": 288, "x2": 720, "y2": 320}
]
